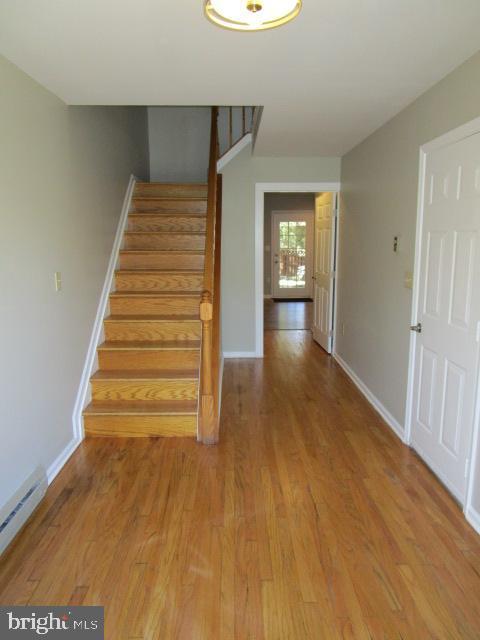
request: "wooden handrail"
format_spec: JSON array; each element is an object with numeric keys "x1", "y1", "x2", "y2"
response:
[
  {"x1": 199, "y1": 107, "x2": 221, "y2": 444},
  {"x1": 199, "y1": 105, "x2": 256, "y2": 443}
]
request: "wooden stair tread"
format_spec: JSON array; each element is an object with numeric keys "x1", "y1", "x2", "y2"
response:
[
  {"x1": 98, "y1": 340, "x2": 200, "y2": 350},
  {"x1": 91, "y1": 369, "x2": 199, "y2": 380},
  {"x1": 129, "y1": 212, "x2": 206, "y2": 218},
  {"x1": 105, "y1": 314, "x2": 200, "y2": 322},
  {"x1": 135, "y1": 182, "x2": 207, "y2": 187},
  {"x1": 110, "y1": 291, "x2": 201, "y2": 298},
  {"x1": 115, "y1": 269, "x2": 203, "y2": 275},
  {"x1": 133, "y1": 196, "x2": 207, "y2": 201},
  {"x1": 129, "y1": 210, "x2": 207, "y2": 216},
  {"x1": 84, "y1": 400, "x2": 197, "y2": 415},
  {"x1": 120, "y1": 249, "x2": 205, "y2": 254},
  {"x1": 124, "y1": 231, "x2": 206, "y2": 236}
]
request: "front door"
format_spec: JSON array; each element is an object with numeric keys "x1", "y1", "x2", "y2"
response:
[
  {"x1": 410, "y1": 131, "x2": 480, "y2": 502},
  {"x1": 312, "y1": 192, "x2": 337, "y2": 353},
  {"x1": 271, "y1": 212, "x2": 314, "y2": 299}
]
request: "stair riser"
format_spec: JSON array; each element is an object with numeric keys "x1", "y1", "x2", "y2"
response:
[
  {"x1": 104, "y1": 320, "x2": 201, "y2": 342},
  {"x1": 124, "y1": 234, "x2": 205, "y2": 251},
  {"x1": 98, "y1": 350, "x2": 200, "y2": 371},
  {"x1": 91, "y1": 380, "x2": 198, "y2": 402},
  {"x1": 115, "y1": 272, "x2": 203, "y2": 292},
  {"x1": 84, "y1": 415, "x2": 197, "y2": 437},
  {"x1": 128, "y1": 216, "x2": 206, "y2": 233},
  {"x1": 132, "y1": 199, "x2": 207, "y2": 213},
  {"x1": 110, "y1": 296, "x2": 200, "y2": 316},
  {"x1": 120, "y1": 253, "x2": 205, "y2": 270},
  {"x1": 134, "y1": 184, "x2": 207, "y2": 198}
]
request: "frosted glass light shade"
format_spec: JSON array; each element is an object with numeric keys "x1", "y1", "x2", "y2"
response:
[{"x1": 205, "y1": 0, "x2": 302, "y2": 31}]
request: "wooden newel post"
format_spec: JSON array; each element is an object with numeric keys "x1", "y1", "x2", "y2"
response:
[{"x1": 199, "y1": 290, "x2": 216, "y2": 444}]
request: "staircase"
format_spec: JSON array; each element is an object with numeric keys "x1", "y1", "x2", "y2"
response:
[{"x1": 83, "y1": 182, "x2": 207, "y2": 437}]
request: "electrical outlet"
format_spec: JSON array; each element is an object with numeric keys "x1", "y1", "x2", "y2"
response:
[{"x1": 54, "y1": 271, "x2": 62, "y2": 292}]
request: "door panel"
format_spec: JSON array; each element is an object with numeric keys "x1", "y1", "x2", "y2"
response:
[
  {"x1": 417, "y1": 346, "x2": 437, "y2": 433},
  {"x1": 271, "y1": 212, "x2": 314, "y2": 299},
  {"x1": 411, "y1": 132, "x2": 480, "y2": 502},
  {"x1": 312, "y1": 192, "x2": 336, "y2": 353}
]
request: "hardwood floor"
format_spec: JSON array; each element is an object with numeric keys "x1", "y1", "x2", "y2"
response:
[
  {"x1": 264, "y1": 299, "x2": 313, "y2": 330},
  {"x1": 1, "y1": 330, "x2": 480, "y2": 638}
]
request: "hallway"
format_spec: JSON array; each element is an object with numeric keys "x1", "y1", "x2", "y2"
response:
[
  {"x1": 264, "y1": 299, "x2": 313, "y2": 331},
  {"x1": 1, "y1": 331, "x2": 480, "y2": 638}
]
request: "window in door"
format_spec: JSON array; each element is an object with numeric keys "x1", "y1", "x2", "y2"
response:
[{"x1": 272, "y1": 212, "x2": 313, "y2": 299}]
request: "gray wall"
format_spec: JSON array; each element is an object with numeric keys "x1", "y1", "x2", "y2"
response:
[
  {"x1": 221, "y1": 148, "x2": 341, "y2": 352},
  {"x1": 0, "y1": 55, "x2": 149, "y2": 514},
  {"x1": 337, "y1": 50, "x2": 480, "y2": 514},
  {"x1": 264, "y1": 193, "x2": 315, "y2": 296},
  {"x1": 148, "y1": 107, "x2": 210, "y2": 182}
]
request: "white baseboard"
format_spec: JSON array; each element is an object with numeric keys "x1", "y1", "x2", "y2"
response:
[
  {"x1": 46, "y1": 437, "x2": 83, "y2": 484},
  {"x1": 72, "y1": 174, "x2": 138, "y2": 441},
  {"x1": 223, "y1": 351, "x2": 257, "y2": 359},
  {"x1": 466, "y1": 504, "x2": 480, "y2": 535},
  {"x1": 333, "y1": 352, "x2": 405, "y2": 442},
  {"x1": 217, "y1": 134, "x2": 252, "y2": 172}
]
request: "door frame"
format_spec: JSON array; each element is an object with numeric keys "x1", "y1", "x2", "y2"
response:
[
  {"x1": 405, "y1": 115, "x2": 480, "y2": 524},
  {"x1": 271, "y1": 210, "x2": 314, "y2": 300},
  {"x1": 254, "y1": 182, "x2": 341, "y2": 358}
]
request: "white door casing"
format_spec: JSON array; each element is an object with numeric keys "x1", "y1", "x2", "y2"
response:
[
  {"x1": 313, "y1": 192, "x2": 337, "y2": 353},
  {"x1": 271, "y1": 211, "x2": 314, "y2": 299},
  {"x1": 410, "y1": 131, "x2": 480, "y2": 503}
]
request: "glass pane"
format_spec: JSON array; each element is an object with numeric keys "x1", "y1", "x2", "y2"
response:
[{"x1": 278, "y1": 220, "x2": 307, "y2": 289}]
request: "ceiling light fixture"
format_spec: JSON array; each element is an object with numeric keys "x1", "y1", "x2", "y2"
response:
[{"x1": 204, "y1": 0, "x2": 302, "y2": 31}]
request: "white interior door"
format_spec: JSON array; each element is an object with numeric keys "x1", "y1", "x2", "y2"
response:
[
  {"x1": 271, "y1": 212, "x2": 314, "y2": 299},
  {"x1": 312, "y1": 192, "x2": 337, "y2": 353},
  {"x1": 410, "y1": 132, "x2": 480, "y2": 503}
]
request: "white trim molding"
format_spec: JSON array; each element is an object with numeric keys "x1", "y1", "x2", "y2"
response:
[
  {"x1": 217, "y1": 134, "x2": 252, "y2": 172},
  {"x1": 47, "y1": 438, "x2": 82, "y2": 484},
  {"x1": 72, "y1": 174, "x2": 138, "y2": 442},
  {"x1": 255, "y1": 182, "x2": 341, "y2": 358},
  {"x1": 224, "y1": 351, "x2": 257, "y2": 359},
  {"x1": 334, "y1": 353, "x2": 405, "y2": 442},
  {"x1": 466, "y1": 505, "x2": 480, "y2": 535}
]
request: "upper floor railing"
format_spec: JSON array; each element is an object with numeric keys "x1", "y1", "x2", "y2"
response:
[{"x1": 217, "y1": 106, "x2": 257, "y2": 159}]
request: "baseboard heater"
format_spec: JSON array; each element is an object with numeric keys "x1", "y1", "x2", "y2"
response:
[{"x1": 0, "y1": 467, "x2": 48, "y2": 555}]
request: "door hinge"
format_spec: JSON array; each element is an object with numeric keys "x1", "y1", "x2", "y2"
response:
[{"x1": 410, "y1": 322, "x2": 422, "y2": 333}]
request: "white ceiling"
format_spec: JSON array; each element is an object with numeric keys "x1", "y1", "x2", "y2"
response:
[{"x1": 1, "y1": 0, "x2": 479, "y2": 156}]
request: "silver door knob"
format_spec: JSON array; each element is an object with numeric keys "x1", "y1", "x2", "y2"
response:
[{"x1": 410, "y1": 323, "x2": 422, "y2": 333}]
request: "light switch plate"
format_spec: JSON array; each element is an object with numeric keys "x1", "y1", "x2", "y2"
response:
[
  {"x1": 404, "y1": 270, "x2": 413, "y2": 290},
  {"x1": 54, "y1": 271, "x2": 62, "y2": 292}
]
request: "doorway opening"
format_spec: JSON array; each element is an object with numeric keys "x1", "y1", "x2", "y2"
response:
[
  {"x1": 254, "y1": 181, "x2": 341, "y2": 357},
  {"x1": 261, "y1": 189, "x2": 339, "y2": 349}
]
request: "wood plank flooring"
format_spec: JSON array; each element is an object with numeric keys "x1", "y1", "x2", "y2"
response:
[
  {"x1": 264, "y1": 299, "x2": 313, "y2": 330},
  {"x1": 1, "y1": 330, "x2": 480, "y2": 638}
]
